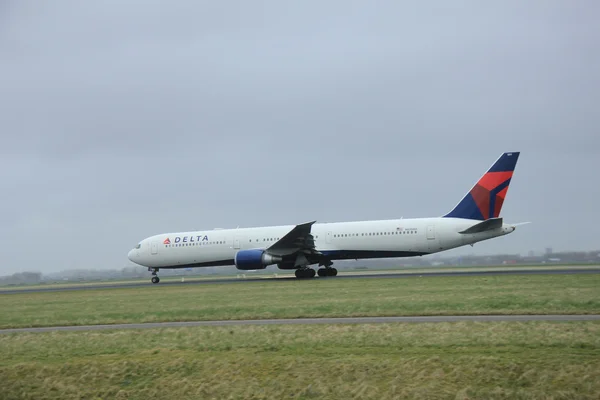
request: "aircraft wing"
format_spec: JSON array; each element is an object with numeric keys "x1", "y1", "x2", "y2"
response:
[
  {"x1": 266, "y1": 220, "x2": 317, "y2": 256},
  {"x1": 267, "y1": 220, "x2": 333, "y2": 267}
]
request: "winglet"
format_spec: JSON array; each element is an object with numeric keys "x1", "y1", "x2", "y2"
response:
[{"x1": 444, "y1": 152, "x2": 520, "y2": 221}]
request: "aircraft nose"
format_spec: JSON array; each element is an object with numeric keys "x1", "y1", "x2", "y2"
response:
[{"x1": 128, "y1": 249, "x2": 135, "y2": 262}]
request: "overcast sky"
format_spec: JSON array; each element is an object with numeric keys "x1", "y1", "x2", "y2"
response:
[{"x1": 1, "y1": 1, "x2": 599, "y2": 275}]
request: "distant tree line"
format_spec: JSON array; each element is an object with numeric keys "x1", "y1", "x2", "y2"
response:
[{"x1": 0, "y1": 272, "x2": 42, "y2": 286}]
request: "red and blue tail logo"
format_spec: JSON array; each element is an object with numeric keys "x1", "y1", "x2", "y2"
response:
[{"x1": 444, "y1": 152, "x2": 520, "y2": 220}]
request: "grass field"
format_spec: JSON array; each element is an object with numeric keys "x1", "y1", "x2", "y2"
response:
[
  {"x1": 2, "y1": 274, "x2": 600, "y2": 399},
  {"x1": 1, "y1": 321, "x2": 599, "y2": 399},
  {"x1": 1, "y1": 274, "x2": 599, "y2": 329}
]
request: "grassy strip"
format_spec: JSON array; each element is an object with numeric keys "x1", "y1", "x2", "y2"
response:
[
  {"x1": 0, "y1": 274, "x2": 599, "y2": 329},
  {"x1": 1, "y1": 321, "x2": 599, "y2": 399}
]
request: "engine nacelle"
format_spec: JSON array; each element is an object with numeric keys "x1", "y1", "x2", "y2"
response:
[{"x1": 234, "y1": 249, "x2": 282, "y2": 270}]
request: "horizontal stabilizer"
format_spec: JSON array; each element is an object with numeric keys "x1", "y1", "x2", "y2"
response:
[
  {"x1": 510, "y1": 221, "x2": 532, "y2": 227},
  {"x1": 459, "y1": 217, "x2": 503, "y2": 234}
]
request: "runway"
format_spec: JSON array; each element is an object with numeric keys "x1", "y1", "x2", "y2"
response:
[
  {"x1": 1, "y1": 267, "x2": 599, "y2": 294},
  {"x1": 2, "y1": 314, "x2": 599, "y2": 334}
]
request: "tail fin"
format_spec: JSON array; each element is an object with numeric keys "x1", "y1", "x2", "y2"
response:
[{"x1": 443, "y1": 152, "x2": 520, "y2": 221}]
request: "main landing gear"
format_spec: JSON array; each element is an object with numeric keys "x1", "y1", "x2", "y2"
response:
[
  {"x1": 317, "y1": 267, "x2": 337, "y2": 277},
  {"x1": 295, "y1": 268, "x2": 315, "y2": 279},
  {"x1": 294, "y1": 267, "x2": 338, "y2": 279},
  {"x1": 149, "y1": 267, "x2": 160, "y2": 284}
]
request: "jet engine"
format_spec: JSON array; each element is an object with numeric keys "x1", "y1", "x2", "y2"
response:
[{"x1": 234, "y1": 249, "x2": 282, "y2": 270}]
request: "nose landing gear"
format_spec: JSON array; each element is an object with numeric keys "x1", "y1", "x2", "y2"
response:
[{"x1": 149, "y1": 268, "x2": 160, "y2": 284}]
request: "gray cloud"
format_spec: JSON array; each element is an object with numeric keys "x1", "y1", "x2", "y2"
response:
[{"x1": 1, "y1": 1, "x2": 599, "y2": 274}]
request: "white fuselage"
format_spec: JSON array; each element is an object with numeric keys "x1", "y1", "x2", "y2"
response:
[{"x1": 127, "y1": 217, "x2": 516, "y2": 269}]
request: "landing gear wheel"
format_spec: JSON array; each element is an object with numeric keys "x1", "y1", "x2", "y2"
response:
[
  {"x1": 149, "y1": 267, "x2": 160, "y2": 284},
  {"x1": 295, "y1": 268, "x2": 316, "y2": 279},
  {"x1": 317, "y1": 268, "x2": 338, "y2": 277}
]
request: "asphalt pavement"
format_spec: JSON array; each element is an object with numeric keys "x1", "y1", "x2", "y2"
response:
[{"x1": 2, "y1": 314, "x2": 599, "y2": 334}]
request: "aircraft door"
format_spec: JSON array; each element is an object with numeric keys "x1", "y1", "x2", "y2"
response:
[
  {"x1": 233, "y1": 237, "x2": 241, "y2": 249},
  {"x1": 426, "y1": 225, "x2": 436, "y2": 240},
  {"x1": 151, "y1": 241, "x2": 158, "y2": 255},
  {"x1": 326, "y1": 231, "x2": 332, "y2": 244},
  {"x1": 426, "y1": 225, "x2": 443, "y2": 251}
]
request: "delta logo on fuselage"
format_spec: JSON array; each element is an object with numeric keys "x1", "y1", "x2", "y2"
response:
[{"x1": 163, "y1": 235, "x2": 209, "y2": 245}]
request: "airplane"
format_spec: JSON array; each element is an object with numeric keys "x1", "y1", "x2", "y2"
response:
[{"x1": 128, "y1": 152, "x2": 525, "y2": 283}]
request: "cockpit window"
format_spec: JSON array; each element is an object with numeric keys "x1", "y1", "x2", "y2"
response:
[{"x1": 135, "y1": 243, "x2": 141, "y2": 249}]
